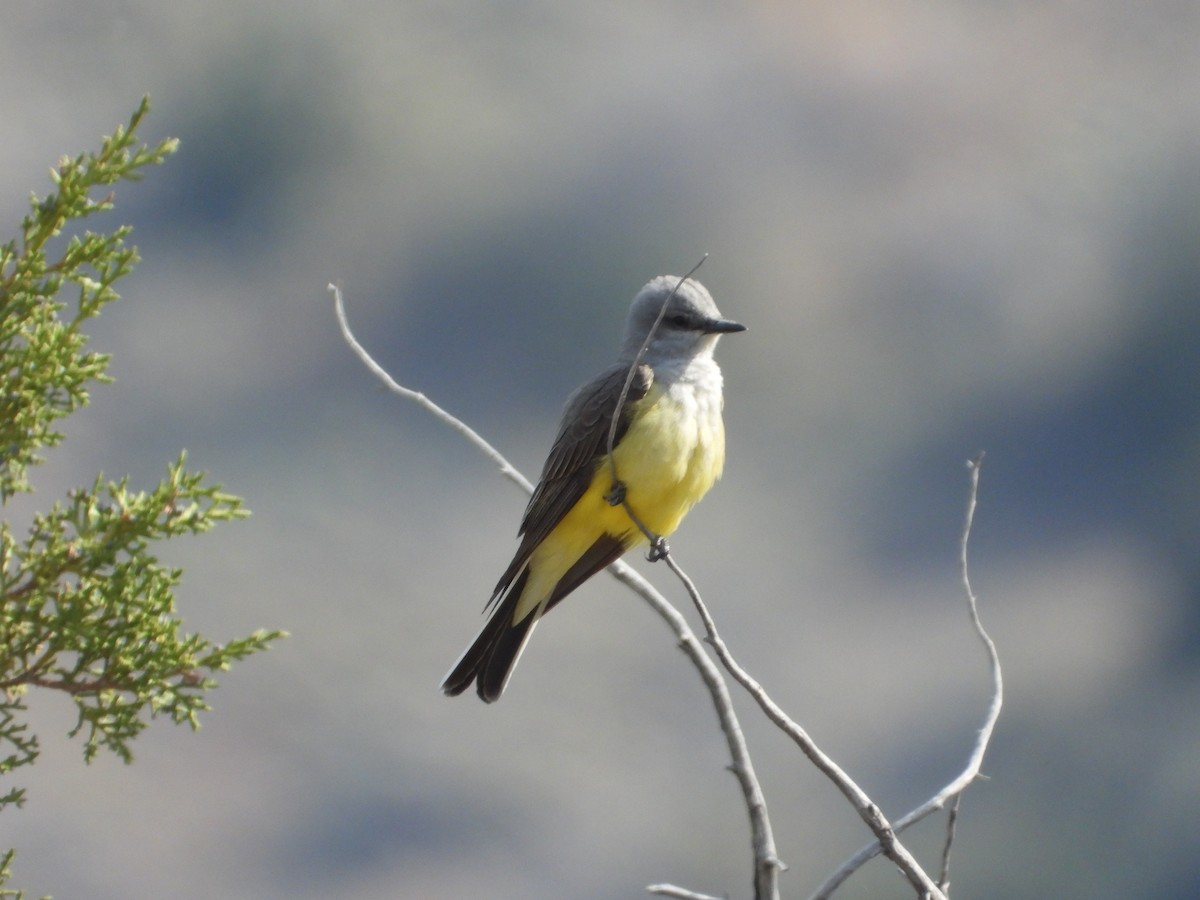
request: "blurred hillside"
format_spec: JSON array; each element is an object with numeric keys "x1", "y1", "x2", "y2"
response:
[{"x1": 3, "y1": 3, "x2": 1198, "y2": 898}]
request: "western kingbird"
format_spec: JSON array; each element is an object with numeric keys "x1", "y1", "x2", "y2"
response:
[{"x1": 442, "y1": 275, "x2": 745, "y2": 702}]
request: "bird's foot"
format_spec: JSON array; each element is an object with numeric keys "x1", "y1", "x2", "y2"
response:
[
  {"x1": 605, "y1": 480, "x2": 627, "y2": 506},
  {"x1": 646, "y1": 536, "x2": 670, "y2": 562}
]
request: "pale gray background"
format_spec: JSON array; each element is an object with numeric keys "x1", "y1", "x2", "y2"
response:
[{"x1": 3, "y1": 2, "x2": 1198, "y2": 898}]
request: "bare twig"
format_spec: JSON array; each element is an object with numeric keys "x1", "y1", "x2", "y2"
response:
[
  {"x1": 597, "y1": 258, "x2": 781, "y2": 899},
  {"x1": 605, "y1": 258, "x2": 707, "y2": 477},
  {"x1": 646, "y1": 884, "x2": 726, "y2": 900},
  {"x1": 605, "y1": 256, "x2": 708, "y2": 558},
  {"x1": 663, "y1": 554, "x2": 946, "y2": 900},
  {"x1": 330, "y1": 283, "x2": 532, "y2": 495},
  {"x1": 329, "y1": 282, "x2": 780, "y2": 900},
  {"x1": 808, "y1": 454, "x2": 1000, "y2": 900},
  {"x1": 938, "y1": 793, "x2": 962, "y2": 893},
  {"x1": 333, "y1": 283, "x2": 996, "y2": 900},
  {"x1": 611, "y1": 552, "x2": 782, "y2": 899}
]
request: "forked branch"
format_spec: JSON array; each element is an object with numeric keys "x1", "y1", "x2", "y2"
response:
[
  {"x1": 332, "y1": 284, "x2": 999, "y2": 900},
  {"x1": 808, "y1": 454, "x2": 999, "y2": 899},
  {"x1": 330, "y1": 283, "x2": 781, "y2": 899}
]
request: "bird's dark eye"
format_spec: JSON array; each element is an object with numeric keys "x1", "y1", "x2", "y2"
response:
[{"x1": 668, "y1": 314, "x2": 689, "y2": 327}]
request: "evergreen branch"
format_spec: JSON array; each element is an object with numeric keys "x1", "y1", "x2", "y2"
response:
[{"x1": 0, "y1": 99, "x2": 283, "y2": 898}]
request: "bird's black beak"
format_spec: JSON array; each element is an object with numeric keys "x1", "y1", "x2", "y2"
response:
[{"x1": 703, "y1": 317, "x2": 747, "y2": 335}]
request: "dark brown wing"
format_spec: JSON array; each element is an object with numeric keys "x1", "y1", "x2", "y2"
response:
[{"x1": 489, "y1": 362, "x2": 652, "y2": 601}]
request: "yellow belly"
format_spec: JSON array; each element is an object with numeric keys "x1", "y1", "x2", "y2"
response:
[
  {"x1": 518, "y1": 382, "x2": 725, "y2": 616},
  {"x1": 608, "y1": 382, "x2": 726, "y2": 537}
]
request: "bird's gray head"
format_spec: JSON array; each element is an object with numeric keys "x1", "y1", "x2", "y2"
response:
[{"x1": 619, "y1": 275, "x2": 745, "y2": 364}]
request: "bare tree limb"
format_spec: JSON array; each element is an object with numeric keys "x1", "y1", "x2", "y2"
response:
[
  {"x1": 329, "y1": 283, "x2": 781, "y2": 900},
  {"x1": 938, "y1": 793, "x2": 962, "y2": 894},
  {"x1": 587, "y1": 258, "x2": 782, "y2": 898},
  {"x1": 332, "y1": 283, "x2": 996, "y2": 900},
  {"x1": 330, "y1": 282, "x2": 532, "y2": 495},
  {"x1": 586, "y1": 260, "x2": 938, "y2": 896},
  {"x1": 604, "y1": 259, "x2": 708, "y2": 560},
  {"x1": 662, "y1": 554, "x2": 946, "y2": 900},
  {"x1": 646, "y1": 885, "x2": 726, "y2": 900},
  {"x1": 808, "y1": 454, "x2": 1000, "y2": 900},
  {"x1": 608, "y1": 559, "x2": 783, "y2": 900}
]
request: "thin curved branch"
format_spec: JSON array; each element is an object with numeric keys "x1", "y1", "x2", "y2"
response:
[
  {"x1": 604, "y1": 258, "x2": 708, "y2": 556},
  {"x1": 646, "y1": 885, "x2": 725, "y2": 900},
  {"x1": 329, "y1": 283, "x2": 780, "y2": 900},
  {"x1": 662, "y1": 554, "x2": 946, "y2": 900},
  {"x1": 808, "y1": 454, "x2": 1000, "y2": 900},
  {"x1": 938, "y1": 793, "x2": 962, "y2": 893},
  {"x1": 608, "y1": 561, "x2": 783, "y2": 900},
  {"x1": 592, "y1": 259, "x2": 781, "y2": 898},
  {"x1": 330, "y1": 283, "x2": 532, "y2": 495}
]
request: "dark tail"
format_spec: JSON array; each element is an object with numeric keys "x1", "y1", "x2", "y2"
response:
[
  {"x1": 442, "y1": 534, "x2": 628, "y2": 702},
  {"x1": 441, "y1": 568, "x2": 535, "y2": 703}
]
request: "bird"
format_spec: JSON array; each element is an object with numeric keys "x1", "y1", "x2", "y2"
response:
[{"x1": 441, "y1": 275, "x2": 745, "y2": 702}]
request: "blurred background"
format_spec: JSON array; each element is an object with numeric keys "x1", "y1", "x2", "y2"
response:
[{"x1": 4, "y1": 2, "x2": 1198, "y2": 898}]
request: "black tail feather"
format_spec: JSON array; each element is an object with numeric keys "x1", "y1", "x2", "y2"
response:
[
  {"x1": 441, "y1": 568, "x2": 533, "y2": 703},
  {"x1": 441, "y1": 533, "x2": 627, "y2": 702}
]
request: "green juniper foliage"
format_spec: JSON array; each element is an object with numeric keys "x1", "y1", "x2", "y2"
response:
[{"x1": 0, "y1": 98, "x2": 283, "y2": 896}]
